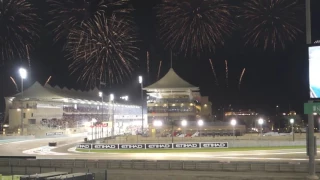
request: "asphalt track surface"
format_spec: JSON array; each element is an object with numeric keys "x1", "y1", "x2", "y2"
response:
[{"x1": 0, "y1": 136, "x2": 318, "y2": 162}]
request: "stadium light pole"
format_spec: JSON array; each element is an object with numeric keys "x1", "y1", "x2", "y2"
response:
[
  {"x1": 120, "y1": 95, "x2": 128, "y2": 135},
  {"x1": 110, "y1": 94, "x2": 114, "y2": 136},
  {"x1": 181, "y1": 120, "x2": 187, "y2": 142},
  {"x1": 230, "y1": 119, "x2": 236, "y2": 144},
  {"x1": 197, "y1": 119, "x2": 204, "y2": 139},
  {"x1": 290, "y1": 118, "x2": 294, "y2": 141},
  {"x1": 19, "y1": 68, "x2": 27, "y2": 135},
  {"x1": 305, "y1": 0, "x2": 318, "y2": 179},
  {"x1": 139, "y1": 76, "x2": 144, "y2": 134},
  {"x1": 153, "y1": 120, "x2": 163, "y2": 143},
  {"x1": 99, "y1": 92, "x2": 103, "y2": 138},
  {"x1": 258, "y1": 118, "x2": 264, "y2": 137}
]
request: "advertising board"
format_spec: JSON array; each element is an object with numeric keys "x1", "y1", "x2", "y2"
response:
[
  {"x1": 46, "y1": 132, "x2": 64, "y2": 136},
  {"x1": 173, "y1": 143, "x2": 200, "y2": 148},
  {"x1": 77, "y1": 144, "x2": 91, "y2": 149},
  {"x1": 119, "y1": 144, "x2": 146, "y2": 149},
  {"x1": 145, "y1": 143, "x2": 173, "y2": 149},
  {"x1": 309, "y1": 45, "x2": 320, "y2": 98},
  {"x1": 77, "y1": 142, "x2": 229, "y2": 150},
  {"x1": 92, "y1": 144, "x2": 119, "y2": 149},
  {"x1": 200, "y1": 142, "x2": 228, "y2": 148}
]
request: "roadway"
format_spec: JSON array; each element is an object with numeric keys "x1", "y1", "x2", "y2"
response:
[{"x1": 0, "y1": 136, "x2": 318, "y2": 162}]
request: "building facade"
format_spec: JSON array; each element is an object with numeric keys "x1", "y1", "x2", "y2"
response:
[
  {"x1": 224, "y1": 109, "x2": 259, "y2": 129},
  {"x1": 4, "y1": 82, "x2": 142, "y2": 135},
  {"x1": 144, "y1": 68, "x2": 212, "y2": 127}
]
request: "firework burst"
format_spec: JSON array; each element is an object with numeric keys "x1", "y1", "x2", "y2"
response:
[
  {"x1": 209, "y1": 59, "x2": 218, "y2": 86},
  {"x1": 156, "y1": 0, "x2": 235, "y2": 55},
  {"x1": 66, "y1": 14, "x2": 138, "y2": 87},
  {"x1": 45, "y1": 76, "x2": 52, "y2": 85},
  {"x1": 225, "y1": 60, "x2": 228, "y2": 88},
  {"x1": 47, "y1": 0, "x2": 132, "y2": 42},
  {"x1": 238, "y1": 0, "x2": 304, "y2": 50},
  {"x1": 209, "y1": 59, "x2": 246, "y2": 90},
  {"x1": 0, "y1": 0, "x2": 39, "y2": 65},
  {"x1": 147, "y1": 51, "x2": 150, "y2": 75},
  {"x1": 10, "y1": 76, "x2": 19, "y2": 92},
  {"x1": 157, "y1": 61, "x2": 162, "y2": 80},
  {"x1": 238, "y1": 68, "x2": 246, "y2": 89}
]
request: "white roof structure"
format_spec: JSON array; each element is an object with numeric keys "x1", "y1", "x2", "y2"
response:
[
  {"x1": 12, "y1": 81, "x2": 103, "y2": 102},
  {"x1": 144, "y1": 68, "x2": 199, "y2": 91}
]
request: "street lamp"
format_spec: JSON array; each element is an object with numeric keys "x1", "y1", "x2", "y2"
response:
[
  {"x1": 110, "y1": 94, "x2": 114, "y2": 136},
  {"x1": 230, "y1": 119, "x2": 236, "y2": 142},
  {"x1": 290, "y1": 118, "x2": 294, "y2": 141},
  {"x1": 19, "y1": 68, "x2": 27, "y2": 135},
  {"x1": 99, "y1": 92, "x2": 103, "y2": 138},
  {"x1": 197, "y1": 119, "x2": 204, "y2": 139},
  {"x1": 153, "y1": 120, "x2": 163, "y2": 143},
  {"x1": 258, "y1": 118, "x2": 264, "y2": 136},
  {"x1": 139, "y1": 76, "x2": 144, "y2": 134}
]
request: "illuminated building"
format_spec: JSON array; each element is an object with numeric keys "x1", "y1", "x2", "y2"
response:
[
  {"x1": 224, "y1": 109, "x2": 259, "y2": 129},
  {"x1": 144, "y1": 68, "x2": 212, "y2": 126},
  {"x1": 4, "y1": 82, "x2": 142, "y2": 135}
]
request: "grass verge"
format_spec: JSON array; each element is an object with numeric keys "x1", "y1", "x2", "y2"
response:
[{"x1": 76, "y1": 146, "x2": 306, "y2": 153}]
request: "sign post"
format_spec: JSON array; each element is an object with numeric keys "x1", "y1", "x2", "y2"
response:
[{"x1": 304, "y1": 101, "x2": 319, "y2": 180}]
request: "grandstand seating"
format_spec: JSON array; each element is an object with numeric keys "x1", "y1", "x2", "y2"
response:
[{"x1": 38, "y1": 104, "x2": 141, "y2": 129}]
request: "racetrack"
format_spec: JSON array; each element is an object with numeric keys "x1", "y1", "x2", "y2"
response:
[{"x1": 0, "y1": 135, "x2": 318, "y2": 163}]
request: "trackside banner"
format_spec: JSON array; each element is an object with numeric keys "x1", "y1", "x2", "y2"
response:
[
  {"x1": 77, "y1": 142, "x2": 228, "y2": 150},
  {"x1": 46, "y1": 132, "x2": 64, "y2": 136}
]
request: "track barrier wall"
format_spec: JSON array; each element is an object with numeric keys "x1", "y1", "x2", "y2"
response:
[{"x1": 0, "y1": 159, "x2": 319, "y2": 173}]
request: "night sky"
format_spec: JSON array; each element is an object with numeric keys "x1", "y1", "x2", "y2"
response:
[{"x1": 1, "y1": 0, "x2": 320, "y2": 116}]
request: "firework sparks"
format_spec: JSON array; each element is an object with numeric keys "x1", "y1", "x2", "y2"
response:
[
  {"x1": 238, "y1": 68, "x2": 246, "y2": 89},
  {"x1": 147, "y1": 51, "x2": 150, "y2": 75},
  {"x1": 26, "y1": 44, "x2": 31, "y2": 69},
  {"x1": 238, "y1": 0, "x2": 303, "y2": 50},
  {"x1": 10, "y1": 76, "x2": 19, "y2": 92},
  {"x1": 0, "y1": 0, "x2": 39, "y2": 65},
  {"x1": 66, "y1": 14, "x2": 138, "y2": 87},
  {"x1": 225, "y1": 60, "x2": 228, "y2": 88},
  {"x1": 209, "y1": 59, "x2": 218, "y2": 86},
  {"x1": 156, "y1": 0, "x2": 235, "y2": 55},
  {"x1": 45, "y1": 76, "x2": 52, "y2": 86},
  {"x1": 157, "y1": 61, "x2": 162, "y2": 80},
  {"x1": 47, "y1": 0, "x2": 132, "y2": 42}
]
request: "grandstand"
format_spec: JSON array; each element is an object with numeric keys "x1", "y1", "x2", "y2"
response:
[{"x1": 4, "y1": 82, "x2": 144, "y2": 136}]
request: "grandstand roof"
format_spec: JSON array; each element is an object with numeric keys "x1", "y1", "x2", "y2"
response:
[
  {"x1": 144, "y1": 68, "x2": 199, "y2": 90},
  {"x1": 12, "y1": 81, "x2": 104, "y2": 102}
]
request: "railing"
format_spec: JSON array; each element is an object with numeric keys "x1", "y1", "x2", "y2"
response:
[{"x1": 0, "y1": 159, "x2": 318, "y2": 173}]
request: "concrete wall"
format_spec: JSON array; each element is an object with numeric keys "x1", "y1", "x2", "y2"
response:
[{"x1": 0, "y1": 159, "x2": 313, "y2": 180}]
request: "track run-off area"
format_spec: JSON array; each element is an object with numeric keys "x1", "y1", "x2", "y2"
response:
[{"x1": 0, "y1": 134, "x2": 319, "y2": 162}]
